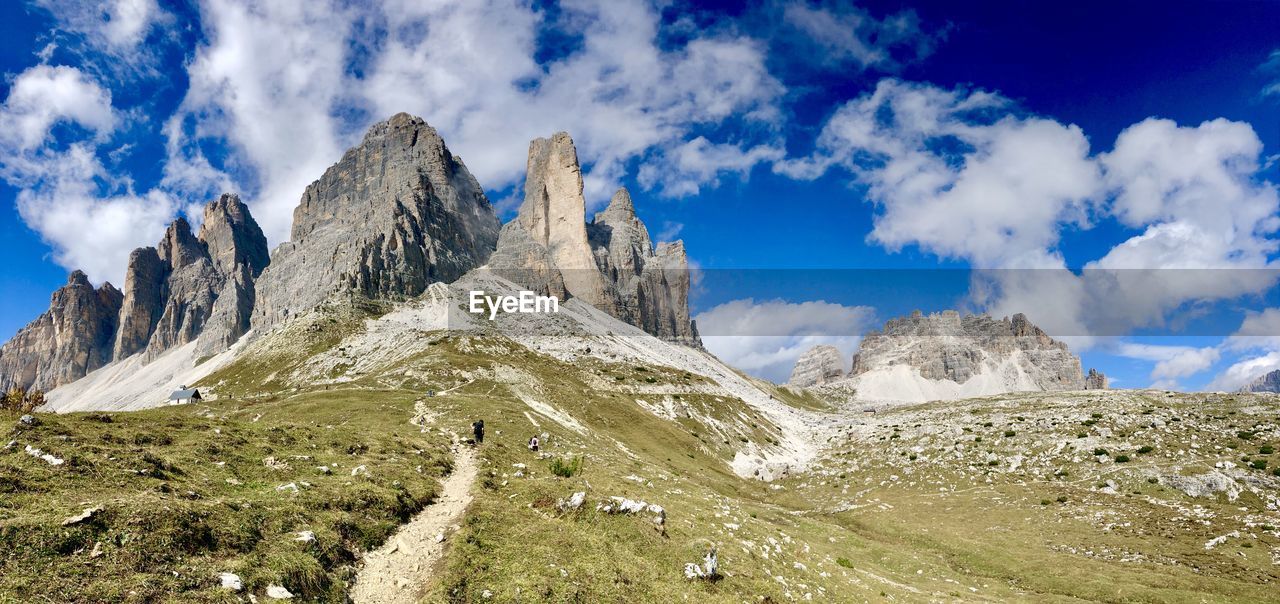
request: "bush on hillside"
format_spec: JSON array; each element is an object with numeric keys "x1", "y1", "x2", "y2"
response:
[{"x1": 549, "y1": 456, "x2": 583, "y2": 478}]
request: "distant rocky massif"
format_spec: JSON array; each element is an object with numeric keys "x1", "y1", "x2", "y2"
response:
[
  {"x1": 0, "y1": 113, "x2": 699, "y2": 396},
  {"x1": 0, "y1": 194, "x2": 267, "y2": 391},
  {"x1": 1239, "y1": 369, "x2": 1280, "y2": 393},
  {"x1": 791, "y1": 310, "x2": 1107, "y2": 403}
]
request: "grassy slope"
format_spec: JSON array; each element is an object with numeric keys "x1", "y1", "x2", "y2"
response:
[
  {"x1": 5, "y1": 299, "x2": 1280, "y2": 603},
  {"x1": 0, "y1": 308, "x2": 449, "y2": 603}
]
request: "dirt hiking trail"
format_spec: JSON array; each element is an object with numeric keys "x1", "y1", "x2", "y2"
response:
[{"x1": 350, "y1": 440, "x2": 478, "y2": 603}]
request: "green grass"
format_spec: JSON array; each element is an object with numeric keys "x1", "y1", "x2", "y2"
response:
[
  {"x1": 7, "y1": 297, "x2": 1280, "y2": 603},
  {"x1": 0, "y1": 390, "x2": 450, "y2": 602}
]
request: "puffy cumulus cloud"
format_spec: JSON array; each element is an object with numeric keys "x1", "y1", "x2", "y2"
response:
[
  {"x1": 781, "y1": 1, "x2": 941, "y2": 70},
  {"x1": 694, "y1": 298, "x2": 875, "y2": 382},
  {"x1": 167, "y1": 0, "x2": 785, "y2": 246},
  {"x1": 1114, "y1": 342, "x2": 1221, "y2": 387},
  {"x1": 0, "y1": 64, "x2": 172, "y2": 284},
  {"x1": 1097, "y1": 118, "x2": 1280, "y2": 267},
  {"x1": 778, "y1": 79, "x2": 1101, "y2": 268},
  {"x1": 786, "y1": 81, "x2": 1280, "y2": 353},
  {"x1": 0, "y1": 65, "x2": 117, "y2": 151},
  {"x1": 9, "y1": 144, "x2": 175, "y2": 285},
  {"x1": 1227, "y1": 307, "x2": 1280, "y2": 351},
  {"x1": 1206, "y1": 351, "x2": 1280, "y2": 392}
]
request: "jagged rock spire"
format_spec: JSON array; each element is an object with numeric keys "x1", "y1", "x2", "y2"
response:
[{"x1": 492, "y1": 132, "x2": 699, "y2": 345}]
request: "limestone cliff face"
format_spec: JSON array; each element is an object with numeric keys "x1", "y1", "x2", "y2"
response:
[
  {"x1": 1239, "y1": 369, "x2": 1280, "y2": 393},
  {"x1": 193, "y1": 194, "x2": 270, "y2": 357},
  {"x1": 788, "y1": 345, "x2": 845, "y2": 387},
  {"x1": 0, "y1": 272, "x2": 122, "y2": 391},
  {"x1": 252, "y1": 113, "x2": 500, "y2": 329},
  {"x1": 112, "y1": 247, "x2": 166, "y2": 359},
  {"x1": 491, "y1": 132, "x2": 700, "y2": 345},
  {"x1": 1085, "y1": 368, "x2": 1109, "y2": 390},
  {"x1": 850, "y1": 310, "x2": 1086, "y2": 391},
  {"x1": 117, "y1": 194, "x2": 269, "y2": 362},
  {"x1": 1, "y1": 194, "x2": 269, "y2": 391},
  {"x1": 516, "y1": 132, "x2": 613, "y2": 311}
]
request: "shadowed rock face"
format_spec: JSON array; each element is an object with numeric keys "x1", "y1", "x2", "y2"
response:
[
  {"x1": 789, "y1": 345, "x2": 845, "y2": 387},
  {"x1": 251, "y1": 112, "x2": 501, "y2": 330},
  {"x1": 491, "y1": 132, "x2": 700, "y2": 346},
  {"x1": 851, "y1": 310, "x2": 1086, "y2": 390},
  {"x1": 0, "y1": 272, "x2": 122, "y2": 391}
]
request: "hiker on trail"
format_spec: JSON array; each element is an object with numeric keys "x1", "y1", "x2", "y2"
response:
[
  {"x1": 472, "y1": 419, "x2": 485, "y2": 445},
  {"x1": 528, "y1": 435, "x2": 539, "y2": 451}
]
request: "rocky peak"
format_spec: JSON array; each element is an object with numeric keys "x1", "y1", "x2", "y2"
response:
[
  {"x1": 199, "y1": 193, "x2": 269, "y2": 278},
  {"x1": 1239, "y1": 369, "x2": 1280, "y2": 393},
  {"x1": 788, "y1": 345, "x2": 845, "y2": 387},
  {"x1": 0, "y1": 271, "x2": 123, "y2": 391},
  {"x1": 157, "y1": 217, "x2": 207, "y2": 270},
  {"x1": 590, "y1": 188, "x2": 653, "y2": 279},
  {"x1": 491, "y1": 134, "x2": 699, "y2": 346},
  {"x1": 846, "y1": 310, "x2": 1086, "y2": 400},
  {"x1": 516, "y1": 132, "x2": 612, "y2": 309},
  {"x1": 113, "y1": 247, "x2": 168, "y2": 359},
  {"x1": 594, "y1": 187, "x2": 639, "y2": 225},
  {"x1": 1085, "y1": 368, "x2": 1109, "y2": 390},
  {"x1": 252, "y1": 112, "x2": 500, "y2": 329}
]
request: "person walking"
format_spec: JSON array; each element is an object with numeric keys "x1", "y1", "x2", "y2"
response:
[
  {"x1": 528, "y1": 435, "x2": 539, "y2": 451},
  {"x1": 472, "y1": 419, "x2": 485, "y2": 445}
]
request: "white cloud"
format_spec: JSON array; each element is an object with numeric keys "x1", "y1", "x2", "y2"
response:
[
  {"x1": 1098, "y1": 118, "x2": 1280, "y2": 268},
  {"x1": 1263, "y1": 49, "x2": 1280, "y2": 98},
  {"x1": 778, "y1": 79, "x2": 1101, "y2": 268},
  {"x1": 1227, "y1": 307, "x2": 1280, "y2": 351},
  {"x1": 10, "y1": 144, "x2": 175, "y2": 285},
  {"x1": 1206, "y1": 351, "x2": 1280, "y2": 391},
  {"x1": 638, "y1": 137, "x2": 784, "y2": 197},
  {"x1": 163, "y1": 0, "x2": 357, "y2": 245},
  {"x1": 1114, "y1": 342, "x2": 1220, "y2": 385},
  {"x1": 167, "y1": 0, "x2": 785, "y2": 247},
  {"x1": 0, "y1": 65, "x2": 117, "y2": 151},
  {"x1": 694, "y1": 298, "x2": 875, "y2": 382},
  {"x1": 0, "y1": 65, "x2": 171, "y2": 285}
]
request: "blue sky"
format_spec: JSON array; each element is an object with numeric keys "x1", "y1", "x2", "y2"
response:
[{"x1": 2, "y1": 0, "x2": 1280, "y2": 388}]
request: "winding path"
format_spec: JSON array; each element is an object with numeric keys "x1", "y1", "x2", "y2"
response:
[{"x1": 350, "y1": 440, "x2": 478, "y2": 604}]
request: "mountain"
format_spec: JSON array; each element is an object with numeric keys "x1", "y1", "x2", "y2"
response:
[
  {"x1": 251, "y1": 113, "x2": 501, "y2": 331},
  {"x1": 793, "y1": 310, "x2": 1107, "y2": 404},
  {"x1": 0, "y1": 271, "x2": 121, "y2": 391},
  {"x1": 4, "y1": 113, "x2": 699, "y2": 407},
  {"x1": 1239, "y1": 369, "x2": 1280, "y2": 392},
  {"x1": 490, "y1": 132, "x2": 700, "y2": 345},
  {"x1": 0, "y1": 194, "x2": 266, "y2": 392}
]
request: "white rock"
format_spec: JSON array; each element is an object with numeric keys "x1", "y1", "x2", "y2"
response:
[
  {"x1": 219, "y1": 572, "x2": 242, "y2": 591},
  {"x1": 266, "y1": 584, "x2": 293, "y2": 599}
]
